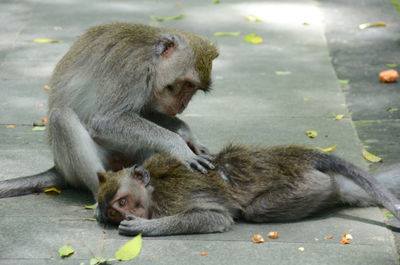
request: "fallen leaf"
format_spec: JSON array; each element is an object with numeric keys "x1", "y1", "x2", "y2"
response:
[
  {"x1": 340, "y1": 233, "x2": 351, "y2": 244},
  {"x1": 85, "y1": 204, "x2": 96, "y2": 209},
  {"x1": 42, "y1": 117, "x2": 48, "y2": 123},
  {"x1": 267, "y1": 231, "x2": 279, "y2": 239},
  {"x1": 115, "y1": 234, "x2": 142, "y2": 261},
  {"x1": 213, "y1": 0, "x2": 220, "y2": 3},
  {"x1": 275, "y1": 71, "x2": 291, "y2": 75},
  {"x1": 303, "y1": 97, "x2": 309, "y2": 101},
  {"x1": 298, "y1": 247, "x2": 305, "y2": 252},
  {"x1": 385, "y1": 213, "x2": 394, "y2": 217},
  {"x1": 32, "y1": 126, "x2": 46, "y2": 131},
  {"x1": 34, "y1": 38, "x2": 63, "y2": 43},
  {"x1": 90, "y1": 257, "x2": 108, "y2": 265},
  {"x1": 252, "y1": 234, "x2": 265, "y2": 243},
  {"x1": 315, "y1": 145, "x2": 337, "y2": 152},
  {"x1": 386, "y1": 63, "x2": 397, "y2": 68},
  {"x1": 380, "y1": 69, "x2": 399, "y2": 83},
  {"x1": 53, "y1": 26, "x2": 63, "y2": 31},
  {"x1": 214, "y1": 32, "x2": 241, "y2": 36},
  {"x1": 359, "y1": 22, "x2": 386, "y2": 29},
  {"x1": 175, "y1": 2, "x2": 181, "y2": 7},
  {"x1": 44, "y1": 85, "x2": 51, "y2": 91},
  {"x1": 245, "y1": 15, "x2": 263, "y2": 22},
  {"x1": 243, "y1": 33, "x2": 263, "y2": 44},
  {"x1": 303, "y1": 22, "x2": 310, "y2": 25},
  {"x1": 362, "y1": 149, "x2": 383, "y2": 163},
  {"x1": 306, "y1": 130, "x2": 318, "y2": 138},
  {"x1": 338, "y1": 79, "x2": 349, "y2": 85},
  {"x1": 6, "y1": 125, "x2": 15, "y2": 128},
  {"x1": 150, "y1": 14, "x2": 184, "y2": 21},
  {"x1": 335, "y1": 114, "x2": 344, "y2": 120},
  {"x1": 44, "y1": 187, "x2": 61, "y2": 195},
  {"x1": 59, "y1": 245, "x2": 74, "y2": 258},
  {"x1": 200, "y1": 252, "x2": 208, "y2": 256},
  {"x1": 387, "y1": 107, "x2": 398, "y2": 112},
  {"x1": 324, "y1": 236, "x2": 334, "y2": 239}
]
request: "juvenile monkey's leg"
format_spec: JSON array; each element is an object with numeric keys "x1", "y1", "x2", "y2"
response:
[
  {"x1": 48, "y1": 107, "x2": 106, "y2": 197},
  {"x1": 119, "y1": 210, "x2": 233, "y2": 236}
]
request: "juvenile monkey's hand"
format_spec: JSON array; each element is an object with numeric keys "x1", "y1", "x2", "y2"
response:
[{"x1": 119, "y1": 215, "x2": 153, "y2": 236}]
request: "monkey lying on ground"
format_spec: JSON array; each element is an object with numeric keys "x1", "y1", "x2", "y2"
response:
[
  {"x1": 97, "y1": 144, "x2": 400, "y2": 236},
  {"x1": 0, "y1": 23, "x2": 218, "y2": 199}
]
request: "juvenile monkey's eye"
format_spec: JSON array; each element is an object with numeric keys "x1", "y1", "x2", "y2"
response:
[
  {"x1": 119, "y1": 198, "x2": 127, "y2": 206},
  {"x1": 166, "y1": 85, "x2": 174, "y2": 91}
]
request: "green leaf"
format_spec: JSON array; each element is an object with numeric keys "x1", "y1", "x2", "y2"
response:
[
  {"x1": 338, "y1": 79, "x2": 349, "y2": 85},
  {"x1": 85, "y1": 203, "x2": 96, "y2": 209},
  {"x1": 359, "y1": 22, "x2": 386, "y2": 29},
  {"x1": 115, "y1": 234, "x2": 142, "y2": 261},
  {"x1": 335, "y1": 114, "x2": 344, "y2": 120},
  {"x1": 32, "y1": 126, "x2": 46, "y2": 131},
  {"x1": 386, "y1": 107, "x2": 398, "y2": 112},
  {"x1": 275, "y1": 71, "x2": 292, "y2": 76},
  {"x1": 214, "y1": 32, "x2": 241, "y2": 36},
  {"x1": 150, "y1": 14, "x2": 184, "y2": 21},
  {"x1": 213, "y1": 0, "x2": 220, "y2": 4},
  {"x1": 306, "y1": 130, "x2": 318, "y2": 138},
  {"x1": 385, "y1": 212, "x2": 394, "y2": 217},
  {"x1": 58, "y1": 245, "x2": 74, "y2": 258},
  {"x1": 245, "y1": 15, "x2": 263, "y2": 22},
  {"x1": 243, "y1": 33, "x2": 263, "y2": 44},
  {"x1": 362, "y1": 149, "x2": 383, "y2": 163},
  {"x1": 386, "y1": 63, "x2": 397, "y2": 68},
  {"x1": 34, "y1": 38, "x2": 63, "y2": 43}
]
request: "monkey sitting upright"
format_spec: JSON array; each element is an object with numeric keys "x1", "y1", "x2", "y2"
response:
[
  {"x1": 0, "y1": 23, "x2": 218, "y2": 199},
  {"x1": 97, "y1": 144, "x2": 400, "y2": 236}
]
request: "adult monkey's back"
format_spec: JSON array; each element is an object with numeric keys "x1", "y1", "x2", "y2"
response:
[{"x1": 0, "y1": 23, "x2": 218, "y2": 199}]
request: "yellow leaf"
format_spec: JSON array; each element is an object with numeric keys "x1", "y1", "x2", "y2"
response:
[
  {"x1": 243, "y1": 33, "x2": 263, "y2": 44},
  {"x1": 362, "y1": 149, "x2": 383, "y2": 163},
  {"x1": 359, "y1": 22, "x2": 386, "y2": 30},
  {"x1": 306, "y1": 130, "x2": 318, "y2": 138},
  {"x1": 214, "y1": 32, "x2": 241, "y2": 36},
  {"x1": 335, "y1": 114, "x2": 344, "y2": 120},
  {"x1": 245, "y1": 15, "x2": 263, "y2": 22},
  {"x1": 44, "y1": 187, "x2": 61, "y2": 195},
  {"x1": 58, "y1": 245, "x2": 74, "y2": 258},
  {"x1": 34, "y1": 38, "x2": 63, "y2": 43},
  {"x1": 150, "y1": 14, "x2": 184, "y2": 21},
  {"x1": 85, "y1": 203, "x2": 96, "y2": 209},
  {"x1": 315, "y1": 145, "x2": 337, "y2": 152},
  {"x1": 6, "y1": 125, "x2": 15, "y2": 128},
  {"x1": 115, "y1": 234, "x2": 142, "y2": 261}
]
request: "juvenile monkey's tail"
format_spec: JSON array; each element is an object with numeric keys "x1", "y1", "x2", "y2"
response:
[
  {"x1": 314, "y1": 152, "x2": 400, "y2": 220},
  {"x1": 0, "y1": 167, "x2": 66, "y2": 198}
]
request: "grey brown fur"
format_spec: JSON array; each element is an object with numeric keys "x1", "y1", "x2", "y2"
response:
[
  {"x1": 0, "y1": 23, "x2": 218, "y2": 199},
  {"x1": 98, "y1": 144, "x2": 400, "y2": 236}
]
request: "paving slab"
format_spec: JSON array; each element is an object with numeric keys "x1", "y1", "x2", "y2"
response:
[{"x1": 0, "y1": 0, "x2": 399, "y2": 264}]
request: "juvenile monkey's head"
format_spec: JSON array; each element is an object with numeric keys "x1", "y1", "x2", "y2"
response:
[
  {"x1": 97, "y1": 165, "x2": 152, "y2": 225},
  {"x1": 153, "y1": 29, "x2": 218, "y2": 116}
]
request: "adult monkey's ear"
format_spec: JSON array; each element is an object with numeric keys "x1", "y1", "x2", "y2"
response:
[
  {"x1": 156, "y1": 34, "x2": 178, "y2": 58},
  {"x1": 97, "y1": 172, "x2": 107, "y2": 184}
]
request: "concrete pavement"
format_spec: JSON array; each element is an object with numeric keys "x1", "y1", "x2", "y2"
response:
[{"x1": 0, "y1": 0, "x2": 399, "y2": 264}]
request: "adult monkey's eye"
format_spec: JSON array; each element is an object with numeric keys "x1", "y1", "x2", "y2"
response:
[{"x1": 119, "y1": 198, "x2": 127, "y2": 207}]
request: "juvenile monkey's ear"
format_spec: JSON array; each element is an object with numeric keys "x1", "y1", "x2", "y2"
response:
[
  {"x1": 97, "y1": 172, "x2": 107, "y2": 184},
  {"x1": 156, "y1": 35, "x2": 177, "y2": 58},
  {"x1": 131, "y1": 165, "x2": 151, "y2": 187}
]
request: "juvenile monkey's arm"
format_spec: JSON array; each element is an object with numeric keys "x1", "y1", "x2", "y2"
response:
[
  {"x1": 90, "y1": 112, "x2": 213, "y2": 173},
  {"x1": 143, "y1": 111, "x2": 211, "y2": 155},
  {"x1": 118, "y1": 210, "x2": 233, "y2": 236}
]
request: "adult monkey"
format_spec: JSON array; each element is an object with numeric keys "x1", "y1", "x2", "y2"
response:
[{"x1": 0, "y1": 23, "x2": 217, "y2": 199}]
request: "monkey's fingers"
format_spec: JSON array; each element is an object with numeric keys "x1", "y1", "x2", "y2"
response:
[
  {"x1": 190, "y1": 161, "x2": 208, "y2": 174},
  {"x1": 190, "y1": 156, "x2": 215, "y2": 173}
]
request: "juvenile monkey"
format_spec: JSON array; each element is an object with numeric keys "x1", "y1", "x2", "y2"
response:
[
  {"x1": 0, "y1": 23, "x2": 217, "y2": 199},
  {"x1": 97, "y1": 144, "x2": 400, "y2": 236}
]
